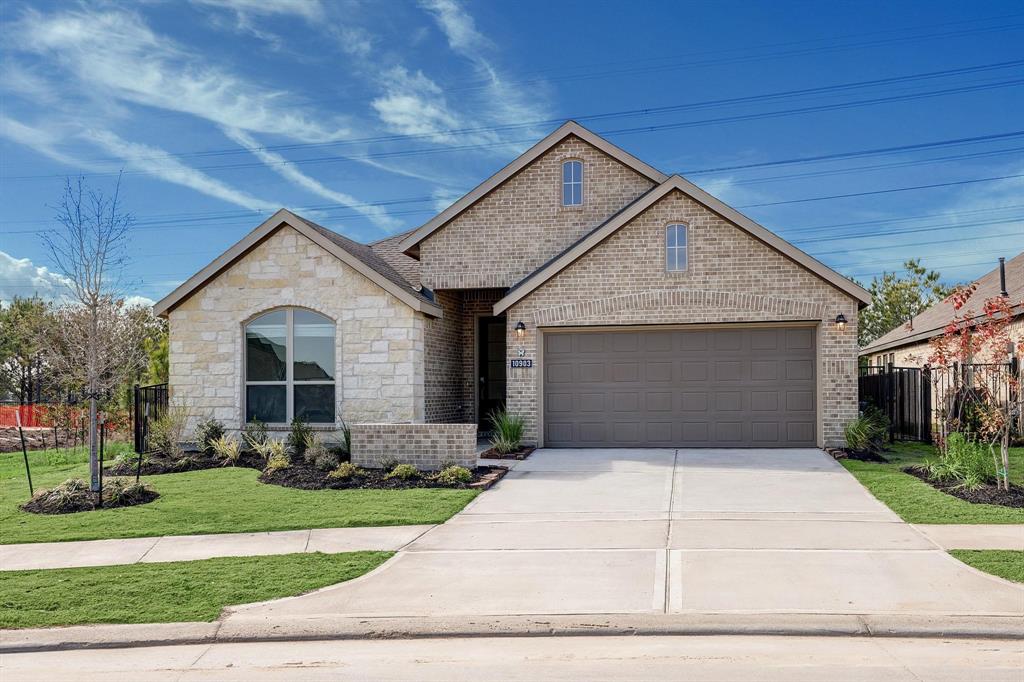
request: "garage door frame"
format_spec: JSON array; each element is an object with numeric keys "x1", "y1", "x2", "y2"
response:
[{"x1": 536, "y1": 321, "x2": 823, "y2": 448}]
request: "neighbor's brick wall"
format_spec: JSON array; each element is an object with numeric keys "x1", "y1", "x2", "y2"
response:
[
  {"x1": 350, "y1": 422, "x2": 477, "y2": 470},
  {"x1": 168, "y1": 226, "x2": 425, "y2": 436},
  {"x1": 505, "y1": 189, "x2": 862, "y2": 448},
  {"x1": 418, "y1": 135, "x2": 656, "y2": 290}
]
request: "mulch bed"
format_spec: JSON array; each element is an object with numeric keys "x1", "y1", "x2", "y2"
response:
[
  {"x1": 104, "y1": 451, "x2": 266, "y2": 476},
  {"x1": 825, "y1": 447, "x2": 888, "y2": 463},
  {"x1": 259, "y1": 462, "x2": 508, "y2": 491},
  {"x1": 903, "y1": 465, "x2": 1024, "y2": 508},
  {"x1": 479, "y1": 446, "x2": 535, "y2": 460},
  {"x1": 21, "y1": 479, "x2": 159, "y2": 515}
]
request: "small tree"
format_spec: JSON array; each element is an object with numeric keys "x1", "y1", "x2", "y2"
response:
[
  {"x1": 0, "y1": 297, "x2": 51, "y2": 403},
  {"x1": 40, "y1": 177, "x2": 147, "y2": 492},
  {"x1": 929, "y1": 284, "x2": 1022, "y2": 491},
  {"x1": 858, "y1": 259, "x2": 952, "y2": 347}
]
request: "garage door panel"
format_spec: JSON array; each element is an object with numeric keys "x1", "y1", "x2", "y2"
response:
[{"x1": 542, "y1": 327, "x2": 816, "y2": 448}]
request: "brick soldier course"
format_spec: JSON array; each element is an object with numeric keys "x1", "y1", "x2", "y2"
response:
[{"x1": 156, "y1": 120, "x2": 871, "y2": 461}]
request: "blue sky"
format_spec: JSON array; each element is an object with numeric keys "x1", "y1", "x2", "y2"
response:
[{"x1": 1, "y1": 0, "x2": 1022, "y2": 306}]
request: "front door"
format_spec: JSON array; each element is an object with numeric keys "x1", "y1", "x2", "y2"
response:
[{"x1": 477, "y1": 316, "x2": 507, "y2": 431}]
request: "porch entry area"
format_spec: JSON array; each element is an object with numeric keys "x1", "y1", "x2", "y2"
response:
[{"x1": 477, "y1": 316, "x2": 507, "y2": 432}]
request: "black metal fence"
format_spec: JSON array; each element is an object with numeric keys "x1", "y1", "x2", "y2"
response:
[
  {"x1": 859, "y1": 366, "x2": 932, "y2": 442},
  {"x1": 133, "y1": 383, "x2": 168, "y2": 453},
  {"x1": 860, "y1": 359, "x2": 1022, "y2": 444}
]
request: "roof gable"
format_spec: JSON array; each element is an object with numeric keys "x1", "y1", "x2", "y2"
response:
[
  {"x1": 398, "y1": 121, "x2": 668, "y2": 256},
  {"x1": 153, "y1": 209, "x2": 442, "y2": 318},
  {"x1": 493, "y1": 175, "x2": 872, "y2": 314}
]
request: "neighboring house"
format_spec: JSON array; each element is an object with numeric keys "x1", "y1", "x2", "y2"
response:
[
  {"x1": 154, "y1": 121, "x2": 870, "y2": 456},
  {"x1": 861, "y1": 253, "x2": 1024, "y2": 368}
]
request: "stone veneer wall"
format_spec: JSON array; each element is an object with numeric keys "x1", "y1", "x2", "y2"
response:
[
  {"x1": 505, "y1": 189, "x2": 861, "y2": 448},
  {"x1": 350, "y1": 423, "x2": 478, "y2": 470},
  {"x1": 418, "y1": 135, "x2": 656, "y2": 290},
  {"x1": 168, "y1": 226, "x2": 425, "y2": 436}
]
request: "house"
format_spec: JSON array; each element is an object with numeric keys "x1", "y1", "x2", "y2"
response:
[
  {"x1": 861, "y1": 253, "x2": 1024, "y2": 368},
  {"x1": 153, "y1": 121, "x2": 870, "y2": 466}
]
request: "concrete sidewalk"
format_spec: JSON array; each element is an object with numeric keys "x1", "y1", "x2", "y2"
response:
[{"x1": 0, "y1": 525, "x2": 433, "y2": 571}]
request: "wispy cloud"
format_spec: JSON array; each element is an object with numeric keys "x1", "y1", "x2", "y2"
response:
[
  {"x1": 12, "y1": 7, "x2": 347, "y2": 142},
  {"x1": 0, "y1": 251, "x2": 71, "y2": 305},
  {"x1": 82, "y1": 128, "x2": 281, "y2": 212},
  {"x1": 0, "y1": 115, "x2": 91, "y2": 169},
  {"x1": 223, "y1": 127, "x2": 401, "y2": 230},
  {"x1": 190, "y1": 0, "x2": 325, "y2": 21},
  {"x1": 371, "y1": 67, "x2": 466, "y2": 142}
]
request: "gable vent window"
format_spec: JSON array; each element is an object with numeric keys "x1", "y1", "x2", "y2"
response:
[
  {"x1": 666, "y1": 224, "x2": 688, "y2": 272},
  {"x1": 562, "y1": 160, "x2": 583, "y2": 206}
]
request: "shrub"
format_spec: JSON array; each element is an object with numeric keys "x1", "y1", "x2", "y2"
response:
[
  {"x1": 379, "y1": 455, "x2": 401, "y2": 472},
  {"x1": 385, "y1": 463, "x2": 419, "y2": 481},
  {"x1": 844, "y1": 407, "x2": 889, "y2": 454},
  {"x1": 21, "y1": 477, "x2": 157, "y2": 514},
  {"x1": 338, "y1": 420, "x2": 352, "y2": 455},
  {"x1": 149, "y1": 406, "x2": 189, "y2": 458},
  {"x1": 103, "y1": 478, "x2": 152, "y2": 506},
  {"x1": 287, "y1": 418, "x2": 313, "y2": 457},
  {"x1": 328, "y1": 461, "x2": 363, "y2": 480},
  {"x1": 194, "y1": 417, "x2": 225, "y2": 453},
  {"x1": 241, "y1": 419, "x2": 269, "y2": 452},
  {"x1": 488, "y1": 408, "x2": 525, "y2": 454},
  {"x1": 434, "y1": 465, "x2": 472, "y2": 486},
  {"x1": 171, "y1": 454, "x2": 198, "y2": 471},
  {"x1": 314, "y1": 449, "x2": 340, "y2": 471},
  {"x1": 265, "y1": 449, "x2": 291, "y2": 474},
  {"x1": 211, "y1": 434, "x2": 241, "y2": 465},
  {"x1": 925, "y1": 432, "x2": 996, "y2": 490},
  {"x1": 302, "y1": 432, "x2": 325, "y2": 464}
]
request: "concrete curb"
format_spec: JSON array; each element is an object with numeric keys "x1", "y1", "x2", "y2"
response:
[{"x1": 3, "y1": 613, "x2": 1022, "y2": 653}]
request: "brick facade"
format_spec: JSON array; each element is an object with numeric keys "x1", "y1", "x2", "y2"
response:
[
  {"x1": 418, "y1": 135, "x2": 656, "y2": 290},
  {"x1": 168, "y1": 226, "x2": 424, "y2": 437},
  {"x1": 350, "y1": 422, "x2": 477, "y2": 470},
  {"x1": 504, "y1": 189, "x2": 860, "y2": 448}
]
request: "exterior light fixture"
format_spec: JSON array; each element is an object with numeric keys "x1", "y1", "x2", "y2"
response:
[
  {"x1": 514, "y1": 321, "x2": 526, "y2": 338},
  {"x1": 834, "y1": 313, "x2": 848, "y2": 331}
]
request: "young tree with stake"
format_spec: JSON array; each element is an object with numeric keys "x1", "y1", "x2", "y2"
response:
[{"x1": 41, "y1": 176, "x2": 147, "y2": 493}]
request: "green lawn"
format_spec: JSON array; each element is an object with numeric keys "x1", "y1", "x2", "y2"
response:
[
  {"x1": 840, "y1": 442, "x2": 1024, "y2": 524},
  {"x1": 1, "y1": 445, "x2": 478, "y2": 544},
  {"x1": 0, "y1": 551, "x2": 391, "y2": 628},
  {"x1": 950, "y1": 550, "x2": 1024, "y2": 584}
]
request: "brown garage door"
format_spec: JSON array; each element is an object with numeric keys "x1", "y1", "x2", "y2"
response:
[{"x1": 542, "y1": 326, "x2": 816, "y2": 447}]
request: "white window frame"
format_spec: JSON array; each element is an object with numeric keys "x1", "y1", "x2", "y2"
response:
[
  {"x1": 562, "y1": 159, "x2": 583, "y2": 206},
  {"x1": 243, "y1": 308, "x2": 336, "y2": 425},
  {"x1": 665, "y1": 223, "x2": 688, "y2": 272}
]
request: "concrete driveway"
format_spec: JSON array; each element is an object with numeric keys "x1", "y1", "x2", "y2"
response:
[{"x1": 227, "y1": 448, "x2": 1024, "y2": 623}]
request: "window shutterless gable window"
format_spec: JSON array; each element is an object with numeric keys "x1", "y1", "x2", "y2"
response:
[
  {"x1": 244, "y1": 308, "x2": 335, "y2": 424},
  {"x1": 562, "y1": 160, "x2": 583, "y2": 206},
  {"x1": 665, "y1": 223, "x2": 688, "y2": 271}
]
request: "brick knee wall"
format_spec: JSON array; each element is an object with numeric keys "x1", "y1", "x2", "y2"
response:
[{"x1": 350, "y1": 423, "x2": 478, "y2": 470}]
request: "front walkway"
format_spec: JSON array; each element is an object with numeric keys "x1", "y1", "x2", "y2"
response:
[
  {"x1": 223, "y1": 448, "x2": 1024, "y2": 624},
  {"x1": 0, "y1": 526, "x2": 432, "y2": 571}
]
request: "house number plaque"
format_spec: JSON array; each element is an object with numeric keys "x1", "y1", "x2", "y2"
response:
[{"x1": 510, "y1": 359, "x2": 533, "y2": 368}]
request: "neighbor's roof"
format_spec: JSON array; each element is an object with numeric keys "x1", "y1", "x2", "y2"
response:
[
  {"x1": 860, "y1": 251, "x2": 1024, "y2": 355},
  {"x1": 493, "y1": 175, "x2": 873, "y2": 315},
  {"x1": 397, "y1": 120, "x2": 669, "y2": 256},
  {"x1": 152, "y1": 209, "x2": 442, "y2": 318}
]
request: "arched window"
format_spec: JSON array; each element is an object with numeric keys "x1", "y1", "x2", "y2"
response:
[
  {"x1": 666, "y1": 223, "x2": 688, "y2": 271},
  {"x1": 562, "y1": 160, "x2": 583, "y2": 206},
  {"x1": 245, "y1": 309, "x2": 335, "y2": 424}
]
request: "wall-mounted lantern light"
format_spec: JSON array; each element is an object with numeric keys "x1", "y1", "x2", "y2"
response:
[
  {"x1": 514, "y1": 321, "x2": 526, "y2": 338},
  {"x1": 834, "y1": 313, "x2": 848, "y2": 331}
]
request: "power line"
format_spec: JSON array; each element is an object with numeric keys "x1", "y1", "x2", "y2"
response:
[{"x1": 4, "y1": 67, "x2": 1022, "y2": 181}]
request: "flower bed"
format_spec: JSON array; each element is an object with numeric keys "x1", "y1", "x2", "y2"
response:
[
  {"x1": 903, "y1": 465, "x2": 1024, "y2": 508},
  {"x1": 259, "y1": 461, "x2": 507, "y2": 491},
  {"x1": 21, "y1": 477, "x2": 159, "y2": 515}
]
